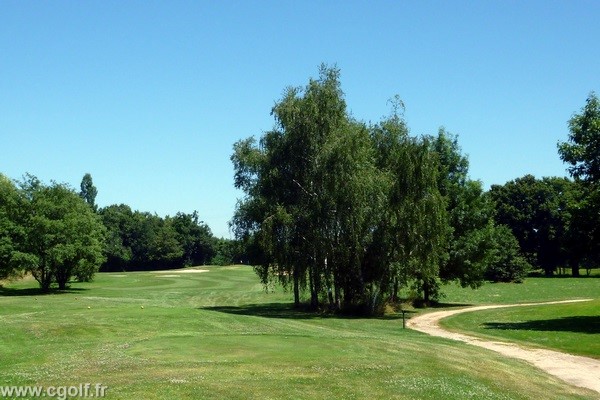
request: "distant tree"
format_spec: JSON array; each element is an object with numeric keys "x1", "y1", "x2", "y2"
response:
[
  {"x1": 79, "y1": 173, "x2": 98, "y2": 211},
  {"x1": 558, "y1": 93, "x2": 600, "y2": 272},
  {"x1": 430, "y1": 129, "x2": 500, "y2": 289},
  {"x1": 145, "y1": 214, "x2": 183, "y2": 268},
  {"x1": 170, "y1": 212, "x2": 215, "y2": 266},
  {"x1": 99, "y1": 206, "x2": 215, "y2": 271},
  {"x1": 125, "y1": 211, "x2": 183, "y2": 270},
  {"x1": 489, "y1": 175, "x2": 576, "y2": 275},
  {"x1": 98, "y1": 204, "x2": 134, "y2": 271},
  {"x1": 211, "y1": 238, "x2": 240, "y2": 266},
  {"x1": 485, "y1": 225, "x2": 531, "y2": 282},
  {"x1": 17, "y1": 175, "x2": 106, "y2": 290},
  {"x1": 0, "y1": 174, "x2": 26, "y2": 280},
  {"x1": 558, "y1": 92, "x2": 600, "y2": 183}
]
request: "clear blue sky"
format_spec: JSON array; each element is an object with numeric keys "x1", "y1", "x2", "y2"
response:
[{"x1": 1, "y1": 1, "x2": 598, "y2": 238}]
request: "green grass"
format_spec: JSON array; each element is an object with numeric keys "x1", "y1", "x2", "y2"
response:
[
  {"x1": 0, "y1": 267, "x2": 597, "y2": 399},
  {"x1": 440, "y1": 299, "x2": 600, "y2": 358},
  {"x1": 438, "y1": 277, "x2": 600, "y2": 305}
]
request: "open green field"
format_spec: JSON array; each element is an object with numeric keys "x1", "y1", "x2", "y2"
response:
[
  {"x1": 0, "y1": 267, "x2": 597, "y2": 399},
  {"x1": 441, "y1": 299, "x2": 600, "y2": 359},
  {"x1": 438, "y1": 277, "x2": 599, "y2": 358},
  {"x1": 439, "y1": 276, "x2": 599, "y2": 305}
]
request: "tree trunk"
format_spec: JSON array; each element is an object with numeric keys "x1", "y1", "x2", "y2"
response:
[
  {"x1": 571, "y1": 263, "x2": 580, "y2": 277},
  {"x1": 423, "y1": 279, "x2": 430, "y2": 305},
  {"x1": 392, "y1": 277, "x2": 399, "y2": 303},
  {"x1": 309, "y1": 264, "x2": 319, "y2": 309},
  {"x1": 293, "y1": 269, "x2": 300, "y2": 307}
]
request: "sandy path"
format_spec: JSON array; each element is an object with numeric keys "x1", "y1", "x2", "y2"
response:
[{"x1": 407, "y1": 299, "x2": 600, "y2": 394}]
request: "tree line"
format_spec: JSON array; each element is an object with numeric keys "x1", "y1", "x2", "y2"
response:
[
  {"x1": 490, "y1": 93, "x2": 600, "y2": 277},
  {"x1": 1, "y1": 65, "x2": 597, "y2": 304},
  {"x1": 231, "y1": 65, "x2": 599, "y2": 313},
  {"x1": 0, "y1": 173, "x2": 239, "y2": 290}
]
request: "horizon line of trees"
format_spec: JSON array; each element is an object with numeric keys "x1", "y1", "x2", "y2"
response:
[
  {"x1": 2, "y1": 67, "x2": 597, "y2": 306},
  {"x1": 0, "y1": 173, "x2": 241, "y2": 290}
]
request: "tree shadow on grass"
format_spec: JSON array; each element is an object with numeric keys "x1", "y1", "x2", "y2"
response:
[
  {"x1": 483, "y1": 316, "x2": 600, "y2": 334},
  {"x1": 429, "y1": 302, "x2": 474, "y2": 309},
  {"x1": 201, "y1": 302, "x2": 403, "y2": 320},
  {"x1": 0, "y1": 286, "x2": 88, "y2": 297}
]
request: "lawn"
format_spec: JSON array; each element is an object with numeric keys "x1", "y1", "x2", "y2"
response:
[
  {"x1": 440, "y1": 299, "x2": 600, "y2": 359},
  {"x1": 438, "y1": 276, "x2": 599, "y2": 305},
  {"x1": 0, "y1": 267, "x2": 597, "y2": 399}
]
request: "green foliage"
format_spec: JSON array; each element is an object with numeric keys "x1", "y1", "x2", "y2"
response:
[
  {"x1": 232, "y1": 66, "x2": 448, "y2": 312},
  {"x1": 485, "y1": 225, "x2": 531, "y2": 282},
  {"x1": 99, "y1": 204, "x2": 135, "y2": 270},
  {"x1": 558, "y1": 92, "x2": 600, "y2": 183},
  {"x1": 210, "y1": 238, "x2": 243, "y2": 266},
  {"x1": 170, "y1": 211, "x2": 215, "y2": 266},
  {"x1": 430, "y1": 130, "x2": 514, "y2": 289},
  {"x1": 489, "y1": 175, "x2": 578, "y2": 275},
  {"x1": 99, "y1": 206, "x2": 216, "y2": 271},
  {"x1": 13, "y1": 175, "x2": 106, "y2": 290},
  {"x1": 558, "y1": 93, "x2": 600, "y2": 271},
  {"x1": 79, "y1": 173, "x2": 98, "y2": 211},
  {"x1": 369, "y1": 117, "x2": 447, "y2": 306},
  {"x1": 0, "y1": 174, "x2": 26, "y2": 280}
]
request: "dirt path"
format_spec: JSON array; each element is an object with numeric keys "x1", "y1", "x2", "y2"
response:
[{"x1": 407, "y1": 299, "x2": 600, "y2": 394}]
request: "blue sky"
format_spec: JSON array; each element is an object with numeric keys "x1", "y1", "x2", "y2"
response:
[{"x1": 1, "y1": 1, "x2": 599, "y2": 238}]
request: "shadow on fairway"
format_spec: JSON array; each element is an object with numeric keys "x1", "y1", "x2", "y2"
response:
[
  {"x1": 201, "y1": 302, "x2": 403, "y2": 320},
  {"x1": 429, "y1": 302, "x2": 473, "y2": 309},
  {"x1": 0, "y1": 287, "x2": 88, "y2": 297},
  {"x1": 483, "y1": 316, "x2": 600, "y2": 334}
]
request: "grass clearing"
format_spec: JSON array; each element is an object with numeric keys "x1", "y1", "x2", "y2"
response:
[
  {"x1": 0, "y1": 267, "x2": 597, "y2": 399},
  {"x1": 441, "y1": 299, "x2": 600, "y2": 358},
  {"x1": 439, "y1": 277, "x2": 599, "y2": 305}
]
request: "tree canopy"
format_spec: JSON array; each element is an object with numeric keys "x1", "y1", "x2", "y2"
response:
[
  {"x1": 557, "y1": 92, "x2": 600, "y2": 270},
  {"x1": 3, "y1": 175, "x2": 107, "y2": 290},
  {"x1": 558, "y1": 92, "x2": 600, "y2": 184},
  {"x1": 232, "y1": 65, "x2": 518, "y2": 312}
]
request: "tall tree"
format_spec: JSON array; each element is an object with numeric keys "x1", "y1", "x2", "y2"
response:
[
  {"x1": 558, "y1": 93, "x2": 600, "y2": 271},
  {"x1": 17, "y1": 176, "x2": 106, "y2": 290},
  {"x1": 485, "y1": 225, "x2": 531, "y2": 282},
  {"x1": 233, "y1": 65, "x2": 350, "y2": 308},
  {"x1": 0, "y1": 174, "x2": 26, "y2": 280},
  {"x1": 98, "y1": 204, "x2": 135, "y2": 271},
  {"x1": 489, "y1": 175, "x2": 576, "y2": 275},
  {"x1": 79, "y1": 173, "x2": 98, "y2": 211},
  {"x1": 558, "y1": 92, "x2": 600, "y2": 183},
  {"x1": 368, "y1": 113, "x2": 447, "y2": 305},
  {"x1": 233, "y1": 68, "x2": 449, "y2": 311},
  {"x1": 430, "y1": 129, "x2": 506, "y2": 288},
  {"x1": 170, "y1": 211, "x2": 215, "y2": 266}
]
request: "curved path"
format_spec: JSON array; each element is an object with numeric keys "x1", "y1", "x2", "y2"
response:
[{"x1": 407, "y1": 299, "x2": 600, "y2": 394}]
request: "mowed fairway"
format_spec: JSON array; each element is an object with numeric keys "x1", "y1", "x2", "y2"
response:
[
  {"x1": 0, "y1": 267, "x2": 597, "y2": 399},
  {"x1": 441, "y1": 299, "x2": 600, "y2": 359}
]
